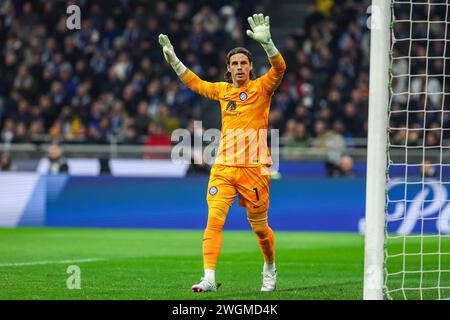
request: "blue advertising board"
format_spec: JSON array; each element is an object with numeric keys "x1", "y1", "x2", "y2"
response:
[
  {"x1": 1, "y1": 174, "x2": 449, "y2": 234},
  {"x1": 44, "y1": 176, "x2": 367, "y2": 231}
]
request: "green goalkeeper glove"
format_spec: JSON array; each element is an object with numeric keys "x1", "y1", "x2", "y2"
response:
[
  {"x1": 246, "y1": 13, "x2": 279, "y2": 58},
  {"x1": 158, "y1": 34, "x2": 187, "y2": 76}
]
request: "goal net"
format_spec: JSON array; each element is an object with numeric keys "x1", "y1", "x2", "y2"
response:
[{"x1": 386, "y1": 0, "x2": 450, "y2": 299}]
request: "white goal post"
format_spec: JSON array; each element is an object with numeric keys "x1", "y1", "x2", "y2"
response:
[
  {"x1": 364, "y1": 0, "x2": 450, "y2": 300},
  {"x1": 363, "y1": 0, "x2": 390, "y2": 300}
]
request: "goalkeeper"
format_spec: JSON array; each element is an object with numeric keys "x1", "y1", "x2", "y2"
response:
[{"x1": 159, "y1": 13, "x2": 286, "y2": 292}]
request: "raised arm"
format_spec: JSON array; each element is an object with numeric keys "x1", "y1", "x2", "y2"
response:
[
  {"x1": 158, "y1": 34, "x2": 222, "y2": 101},
  {"x1": 246, "y1": 14, "x2": 286, "y2": 95}
]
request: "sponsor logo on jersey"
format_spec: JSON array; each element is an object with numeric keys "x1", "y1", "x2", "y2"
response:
[
  {"x1": 239, "y1": 92, "x2": 247, "y2": 101},
  {"x1": 226, "y1": 101, "x2": 237, "y2": 111},
  {"x1": 224, "y1": 112, "x2": 241, "y2": 117}
]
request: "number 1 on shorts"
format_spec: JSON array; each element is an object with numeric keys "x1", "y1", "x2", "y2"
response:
[{"x1": 253, "y1": 187, "x2": 259, "y2": 201}]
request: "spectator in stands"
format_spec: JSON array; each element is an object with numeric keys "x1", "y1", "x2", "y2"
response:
[
  {"x1": 12, "y1": 121, "x2": 29, "y2": 143},
  {"x1": 29, "y1": 119, "x2": 45, "y2": 143},
  {"x1": 311, "y1": 120, "x2": 346, "y2": 150},
  {"x1": 327, "y1": 155, "x2": 356, "y2": 178},
  {"x1": 152, "y1": 103, "x2": 180, "y2": 135},
  {"x1": 0, "y1": 153, "x2": 16, "y2": 171},
  {"x1": 99, "y1": 158, "x2": 111, "y2": 175},
  {"x1": 47, "y1": 144, "x2": 69, "y2": 174},
  {"x1": 133, "y1": 101, "x2": 151, "y2": 136},
  {"x1": 97, "y1": 116, "x2": 113, "y2": 144},
  {"x1": 285, "y1": 122, "x2": 311, "y2": 148},
  {"x1": 420, "y1": 160, "x2": 437, "y2": 178},
  {"x1": 193, "y1": 6, "x2": 220, "y2": 35},
  {"x1": 120, "y1": 125, "x2": 141, "y2": 145},
  {"x1": 317, "y1": 0, "x2": 334, "y2": 17},
  {"x1": 339, "y1": 155, "x2": 356, "y2": 177},
  {"x1": 411, "y1": 68, "x2": 442, "y2": 107},
  {"x1": 425, "y1": 132, "x2": 440, "y2": 147},
  {"x1": 282, "y1": 119, "x2": 297, "y2": 141},
  {"x1": 13, "y1": 64, "x2": 34, "y2": 94},
  {"x1": 145, "y1": 121, "x2": 172, "y2": 159},
  {"x1": 1, "y1": 118, "x2": 16, "y2": 143},
  {"x1": 293, "y1": 103, "x2": 312, "y2": 128},
  {"x1": 145, "y1": 122, "x2": 171, "y2": 147},
  {"x1": 342, "y1": 102, "x2": 364, "y2": 138}
]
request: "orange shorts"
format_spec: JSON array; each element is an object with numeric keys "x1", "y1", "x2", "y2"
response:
[{"x1": 206, "y1": 164, "x2": 270, "y2": 214}]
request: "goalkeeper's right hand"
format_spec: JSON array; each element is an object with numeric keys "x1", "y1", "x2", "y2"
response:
[{"x1": 158, "y1": 34, "x2": 187, "y2": 76}]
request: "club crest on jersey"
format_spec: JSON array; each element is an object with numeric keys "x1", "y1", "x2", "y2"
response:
[
  {"x1": 239, "y1": 92, "x2": 247, "y2": 101},
  {"x1": 209, "y1": 186, "x2": 218, "y2": 196},
  {"x1": 226, "y1": 101, "x2": 236, "y2": 111}
]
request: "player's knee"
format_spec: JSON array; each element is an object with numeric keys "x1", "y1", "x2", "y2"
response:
[
  {"x1": 205, "y1": 215, "x2": 225, "y2": 233},
  {"x1": 248, "y1": 216, "x2": 269, "y2": 238},
  {"x1": 252, "y1": 224, "x2": 269, "y2": 239},
  {"x1": 253, "y1": 226, "x2": 268, "y2": 238},
  {"x1": 208, "y1": 200, "x2": 229, "y2": 222}
]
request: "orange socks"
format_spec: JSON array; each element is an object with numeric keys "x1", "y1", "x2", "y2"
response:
[
  {"x1": 248, "y1": 211, "x2": 275, "y2": 264},
  {"x1": 203, "y1": 202, "x2": 228, "y2": 270},
  {"x1": 202, "y1": 204, "x2": 275, "y2": 270},
  {"x1": 203, "y1": 216, "x2": 224, "y2": 270}
]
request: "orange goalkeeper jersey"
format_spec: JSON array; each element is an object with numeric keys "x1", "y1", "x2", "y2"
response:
[{"x1": 180, "y1": 53, "x2": 286, "y2": 167}]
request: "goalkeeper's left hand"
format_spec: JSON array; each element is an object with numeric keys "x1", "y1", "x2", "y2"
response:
[{"x1": 246, "y1": 13, "x2": 278, "y2": 57}]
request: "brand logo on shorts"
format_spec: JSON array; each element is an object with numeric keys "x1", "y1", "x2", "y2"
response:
[
  {"x1": 239, "y1": 92, "x2": 247, "y2": 101},
  {"x1": 209, "y1": 186, "x2": 218, "y2": 196}
]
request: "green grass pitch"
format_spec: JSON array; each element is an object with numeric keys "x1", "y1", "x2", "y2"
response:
[
  {"x1": 0, "y1": 228, "x2": 448, "y2": 300},
  {"x1": 0, "y1": 228, "x2": 365, "y2": 300}
]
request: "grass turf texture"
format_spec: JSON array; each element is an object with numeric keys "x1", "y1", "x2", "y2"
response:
[
  {"x1": 0, "y1": 228, "x2": 448, "y2": 300},
  {"x1": 0, "y1": 228, "x2": 364, "y2": 300}
]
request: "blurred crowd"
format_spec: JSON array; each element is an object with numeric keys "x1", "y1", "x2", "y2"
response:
[
  {"x1": 1, "y1": 0, "x2": 448, "y2": 168},
  {"x1": 0, "y1": 0, "x2": 368, "y2": 151},
  {"x1": 0, "y1": 0, "x2": 255, "y2": 148},
  {"x1": 275, "y1": 0, "x2": 371, "y2": 152},
  {"x1": 389, "y1": 1, "x2": 450, "y2": 149}
]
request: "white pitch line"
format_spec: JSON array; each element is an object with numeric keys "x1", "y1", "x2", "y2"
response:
[{"x1": 0, "y1": 258, "x2": 104, "y2": 267}]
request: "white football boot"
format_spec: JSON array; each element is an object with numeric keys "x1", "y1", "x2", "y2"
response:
[
  {"x1": 261, "y1": 269, "x2": 277, "y2": 292},
  {"x1": 191, "y1": 277, "x2": 217, "y2": 292}
]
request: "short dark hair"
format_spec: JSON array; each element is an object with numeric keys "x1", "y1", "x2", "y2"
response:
[{"x1": 224, "y1": 47, "x2": 255, "y2": 82}]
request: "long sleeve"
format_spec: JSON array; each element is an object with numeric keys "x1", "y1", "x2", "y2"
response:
[
  {"x1": 259, "y1": 53, "x2": 286, "y2": 96},
  {"x1": 180, "y1": 70, "x2": 223, "y2": 101}
]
